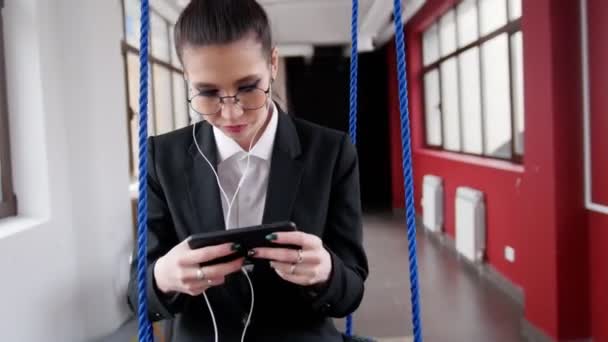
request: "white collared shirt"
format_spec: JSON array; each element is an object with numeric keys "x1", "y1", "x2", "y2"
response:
[{"x1": 212, "y1": 104, "x2": 279, "y2": 229}]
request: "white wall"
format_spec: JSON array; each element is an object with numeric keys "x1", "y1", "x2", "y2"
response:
[
  {"x1": 0, "y1": 0, "x2": 134, "y2": 341},
  {"x1": 152, "y1": 0, "x2": 180, "y2": 23},
  {"x1": 273, "y1": 58, "x2": 289, "y2": 110}
]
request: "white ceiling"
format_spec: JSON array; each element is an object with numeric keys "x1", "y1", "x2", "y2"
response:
[
  {"x1": 260, "y1": 0, "x2": 375, "y2": 46},
  {"x1": 169, "y1": 0, "x2": 426, "y2": 56}
]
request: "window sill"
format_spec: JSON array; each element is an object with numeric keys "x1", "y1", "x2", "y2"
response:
[
  {"x1": 0, "y1": 216, "x2": 47, "y2": 241},
  {"x1": 414, "y1": 148, "x2": 525, "y2": 173}
]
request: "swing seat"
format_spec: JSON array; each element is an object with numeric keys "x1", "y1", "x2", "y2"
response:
[
  {"x1": 135, "y1": 0, "x2": 422, "y2": 340},
  {"x1": 159, "y1": 319, "x2": 377, "y2": 342},
  {"x1": 343, "y1": 335, "x2": 376, "y2": 342}
]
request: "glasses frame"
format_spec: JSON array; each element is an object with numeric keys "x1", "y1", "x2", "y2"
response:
[{"x1": 187, "y1": 83, "x2": 271, "y2": 117}]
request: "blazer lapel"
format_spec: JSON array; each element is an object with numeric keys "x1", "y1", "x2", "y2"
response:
[
  {"x1": 186, "y1": 122, "x2": 226, "y2": 234},
  {"x1": 262, "y1": 110, "x2": 304, "y2": 225},
  {"x1": 185, "y1": 111, "x2": 304, "y2": 233}
]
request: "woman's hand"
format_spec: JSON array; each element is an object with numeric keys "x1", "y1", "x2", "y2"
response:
[
  {"x1": 252, "y1": 231, "x2": 332, "y2": 287},
  {"x1": 154, "y1": 239, "x2": 244, "y2": 297}
]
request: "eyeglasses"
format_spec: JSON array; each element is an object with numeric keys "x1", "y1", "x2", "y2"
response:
[{"x1": 188, "y1": 84, "x2": 271, "y2": 116}]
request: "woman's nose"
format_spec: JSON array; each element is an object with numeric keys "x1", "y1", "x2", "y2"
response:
[{"x1": 220, "y1": 99, "x2": 244, "y2": 119}]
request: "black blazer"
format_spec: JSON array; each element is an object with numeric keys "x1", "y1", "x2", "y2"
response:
[{"x1": 127, "y1": 108, "x2": 369, "y2": 342}]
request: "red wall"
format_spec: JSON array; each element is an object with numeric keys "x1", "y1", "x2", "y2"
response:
[
  {"x1": 550, "y1": 0, "x2": 590, "y2": 337},
  {"x1": 589, "y1": 0, "x2": 608, "y2": 206},
  {"x1": 387, "y1": 0, "x2": 600, "y2": 340},
  {"x1": 587, "y1": 0, "x2": 608, "y2": 340},
  {"x1": 589, "y1": 213, "x2": 608, "y2": 341}
]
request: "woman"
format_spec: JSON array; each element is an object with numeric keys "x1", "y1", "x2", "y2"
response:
[{"x1": 127, "y1": 1, "x2": 369, "y2": 341}]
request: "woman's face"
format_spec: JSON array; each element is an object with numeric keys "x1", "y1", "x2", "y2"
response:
[{"x1": 182, "y1": 36, "x2": 278, "y2": 149}]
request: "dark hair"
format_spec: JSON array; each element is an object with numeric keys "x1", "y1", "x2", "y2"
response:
[{"x1": 174, "y1": 0, "x2": 273, "y2": 63}]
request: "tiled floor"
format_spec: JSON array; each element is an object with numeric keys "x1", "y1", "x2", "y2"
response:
[
  {"x1": 336, "y1": 213, "x2": 524, "y2": 342},
  {"x1": 101, "y1": 212, "x2": 524, "y2": 342}
]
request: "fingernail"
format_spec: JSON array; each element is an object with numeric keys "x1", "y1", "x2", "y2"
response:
[
  {"x1": 247, "y1": 249, "x2": 256, "y2": 257},
  {"x1": 231, "y1": 243, "x2": 242, "y2": 251},
  {"x1": 265, "y1": 233, "x2": 277, "y2": 241}
]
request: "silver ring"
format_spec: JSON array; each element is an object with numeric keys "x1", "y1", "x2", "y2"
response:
[
  {"x1": 196, "y1": 268, "x2": 205, "y2": 280},
  {"x1": 289, "y1": 264, "x2": 297, "y2": 275},
  {"x1": 296, "y1": 249, "x2": 303, "y2": 264}
]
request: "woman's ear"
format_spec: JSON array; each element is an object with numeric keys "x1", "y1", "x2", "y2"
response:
[
  {"x1": 270, "y1": 47, "x2": 279, "y2": 81},
  {"x1": 183, "y1": 73, "x2": 193, "y2": 96}
]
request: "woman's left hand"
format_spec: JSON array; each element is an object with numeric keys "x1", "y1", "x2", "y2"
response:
[{"x1": 251, "y1": 231, "x2": 332, "y2": 287}]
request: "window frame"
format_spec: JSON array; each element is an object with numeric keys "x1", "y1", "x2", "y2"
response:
[
  {"x1": 421, "y1": 0, "x2": 523, "y2": 163},
  {"x1": 120, "y1": 0, "x2": 189, "y2": 178},
  {"x1": 0, "y1": 0, "x2": 17, "y2": 219}
]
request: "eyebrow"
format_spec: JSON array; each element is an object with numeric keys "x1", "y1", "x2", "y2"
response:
[{"x1": 192, "y1": 75, "x2": 261, "y2": 90}]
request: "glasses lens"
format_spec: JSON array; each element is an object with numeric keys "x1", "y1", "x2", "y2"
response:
[
  {"x1": 238, "y1": 88, "x2": 267, "y2": 110},
  {"x1": 190, "y1": 95, "x2": 220, "y2": 115}
]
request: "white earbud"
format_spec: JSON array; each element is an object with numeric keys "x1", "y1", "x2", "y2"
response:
[{"x1": 191, "y1": 96, "x2": 273, "y2": 342}]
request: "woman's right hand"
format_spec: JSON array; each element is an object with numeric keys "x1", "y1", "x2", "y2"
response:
[{"x1": 154, "y1": 239, "x2": 245, "y2": 297}]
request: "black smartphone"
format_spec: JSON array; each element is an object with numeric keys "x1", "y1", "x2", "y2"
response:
[{"x1": 187, "y1": 221, "x2": 299, "y2": 266}]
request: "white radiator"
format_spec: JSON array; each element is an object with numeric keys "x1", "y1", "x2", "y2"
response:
[
  {"x1": 421, "y1": 175, "x2": 443, "y2": 232},
  {"x1": 455, "y1": 187, "x2": 486, "y2": 263}
]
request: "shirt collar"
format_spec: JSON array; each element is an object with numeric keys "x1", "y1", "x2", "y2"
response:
[{"x1": 213, "y1": 102, "x2": 279, "y2": 163}]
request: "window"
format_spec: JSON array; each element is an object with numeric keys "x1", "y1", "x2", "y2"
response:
[
  {"x1": 422, "y1": 0, "x2": 523, "y2": 162},
  {"x1": 423, "y1": 69, "x2": 442, "y2": 146},
  {"x1": 122, "y1": 0, "x2": 190, "y2": 179},
  {"x1": 0, "y1": 1, "x2": 17, "y2": 219}
]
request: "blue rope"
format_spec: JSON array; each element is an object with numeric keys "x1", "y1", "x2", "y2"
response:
[
  {"x1": 136, "y1": 0, "x2": 154, "y2": 341},
  {"x1": 348, "y1": 0, "x2": 359, "y2": 147},
  {"x1": 391, "y1": 0, "x2": 423, "y2": 341},
  {"x1": 346, "y1": 0, "x2": 358, "y2": 336}
]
